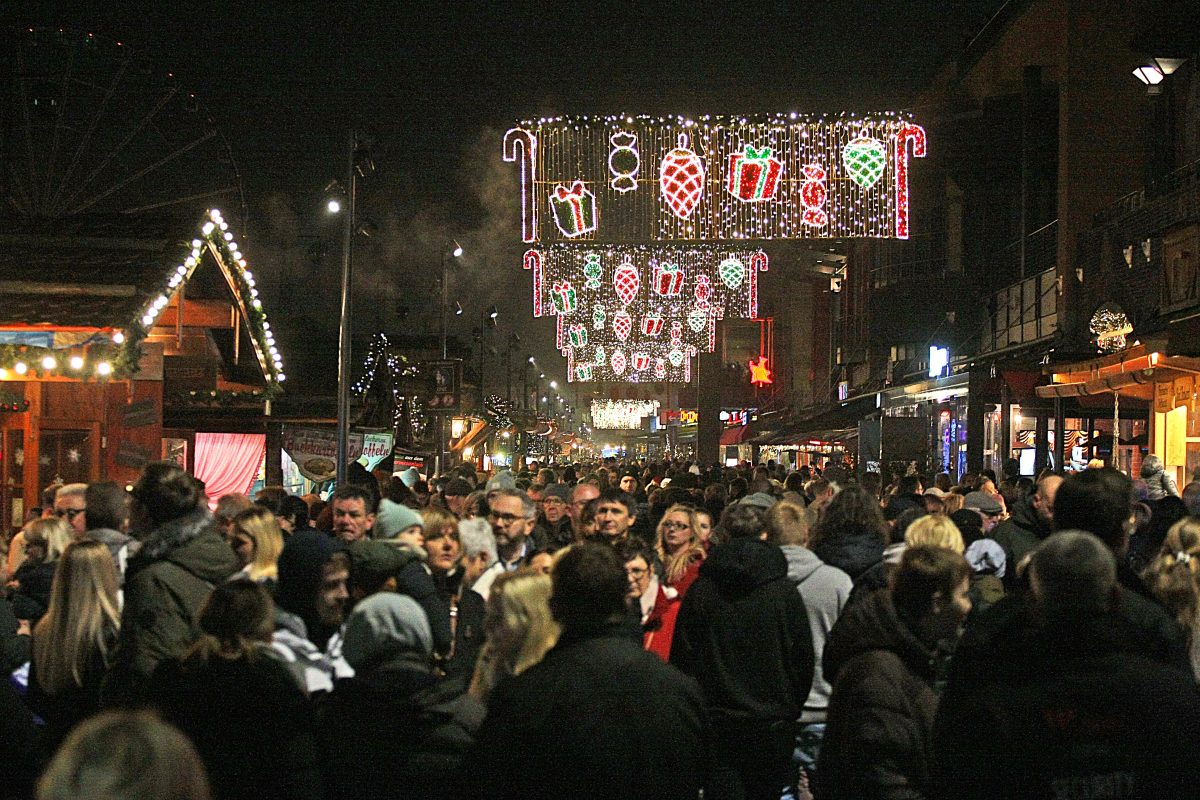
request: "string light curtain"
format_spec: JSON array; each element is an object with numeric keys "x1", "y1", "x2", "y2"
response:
[{"x1": 591, "y1": 399, "x2": 660, "y2": 430}]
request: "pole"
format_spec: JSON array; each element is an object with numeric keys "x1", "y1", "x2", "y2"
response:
[
  {"x1": 441, "y1": 253, "x2": 449, "y2": 360},
  {"x1": 335, "y1": 128, "x2": 356, "y2": 485}
]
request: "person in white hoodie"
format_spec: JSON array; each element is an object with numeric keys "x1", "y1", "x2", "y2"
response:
[{"x1": 765, "y1": 499, "x2": 853, "y2": 800}]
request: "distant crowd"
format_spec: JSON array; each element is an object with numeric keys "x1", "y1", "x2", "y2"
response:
[{"x1": 3, "y1": 453, "x2": 1200, "y2": 799}]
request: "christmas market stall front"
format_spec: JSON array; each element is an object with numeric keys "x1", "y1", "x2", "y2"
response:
[{"x1": 0, "y1": 210, "x2": 285, "y2": 533}]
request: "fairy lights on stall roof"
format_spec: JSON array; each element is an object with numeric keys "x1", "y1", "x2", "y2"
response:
[{"x1": 590, "y1": 399, "x2": 660, "y2": 430}]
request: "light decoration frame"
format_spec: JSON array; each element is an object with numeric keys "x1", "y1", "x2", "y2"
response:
[
  {"x1": 525, "y1": 245, "x2": 767, "y2": 383},
  {"x1": 590, "y1": 398, "x2": 660, "y2": 430},
  {"x1": 503, "y1": 113, "x2": 925, "y2": 243}
]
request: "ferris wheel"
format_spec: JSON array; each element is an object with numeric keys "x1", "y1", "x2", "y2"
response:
[{"x1": 2, "y1": 27, "x2": 245, "y2": 223}]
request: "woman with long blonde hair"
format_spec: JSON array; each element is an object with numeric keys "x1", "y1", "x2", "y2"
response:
[
  {"x1": 29, "y1": 539, "x2": 121, "y2": 756},
  {"x1": 11, "y1": 517, "x2": 75, "y2": 620},
  {"x1": 655, "y1": 504, "x2": 706, "y2": 595},
  {"x1": 229, "y1": 506, "x2": 284, "y2": 586},
  {"x1": 469, "y1": 570, "x2": 559, "y2": 702},
  {"x1": 1145, "y1": 518, "x2": 1200, "y2": 679}
]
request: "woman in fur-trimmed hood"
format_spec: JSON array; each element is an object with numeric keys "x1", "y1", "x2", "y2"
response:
[{"x1": 102, "y1": 462, "x2": 239, "y2": 704}]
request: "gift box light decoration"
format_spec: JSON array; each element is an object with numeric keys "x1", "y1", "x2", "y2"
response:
[
  {"x1": 504, "y1": 113, "x2": 925, "y2": 243},
  {"x1": 590, "y1": 399, "x2": 660, "y2": 430},
  {"x1": 525, "y1": 246, "x2": 767, "y2": 383}
]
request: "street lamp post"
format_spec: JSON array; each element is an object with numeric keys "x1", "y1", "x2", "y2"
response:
[
  {"x1": 334, "y1": 129, "x2": 362, "y2": 485},
  {"x1": 506, "y1": 333, "x2": 520, "y2": 407},
  {"x1": 437, "y1": 243, "x2": 464, "y2": 475}
]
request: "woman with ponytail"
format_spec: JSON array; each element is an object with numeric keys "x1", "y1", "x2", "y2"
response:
[{"x1": 1144, "y1": 517, "x2": 1200, "y2": 679}]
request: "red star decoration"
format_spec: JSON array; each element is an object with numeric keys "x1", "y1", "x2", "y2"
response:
[{"x1": 749, "y1": 356, "x2": 773, "y2": 387}]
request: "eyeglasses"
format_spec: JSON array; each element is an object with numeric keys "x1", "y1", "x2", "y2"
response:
[
  {"x1": 487, "y1": 511, "x2": 524, "y2": 525},
  {"x1": 55, "y1": 507, "x2": 85, "y2": 520},
  {"x1": 661, "y1": 521, "x2": 690, "y2": 530}
]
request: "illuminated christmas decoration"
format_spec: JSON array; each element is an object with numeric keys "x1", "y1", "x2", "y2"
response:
[
  {"x1": 727, "y1": 145, "x2": 782, "y2": 202},
  {"x1": 568, "y1": 324, "x2": 587, "y2": 348},
  {"x1": 549, "y1": 181, "x2": 598, "y2": 238},
  {"x1": 583, "y1": 254, "x2": 602, "y2": 288},
  {"x1": 550, "y1": 280, "x2": 577, "y2": 314},
  {"x1": 749, "y1": 356, "x2": 774, "y2": 387},
  {"x1": 614, "y1": 260, "x2": 640, "y2": 306},
  {"x1": 504, "y1": 114, "x2": 925, "y2": 242},
  {"x1": 608, "y1": 132, "x2": 640, "y2": 192},
  {"x1": 800, "y1": 164, "x2": 829, "y2": 228},
  {"x1": 503, "y1": 128, "x2": 538, "y2": 243},
  {"x1": 525, "y1": 245, "x2": 767, "y2": 383},
  {"x1": 591, "y1": 399, "x2": 660, "y2": 430},
  {"x1": 841, "y1": 136, "x2": 887, "y2": 189},
  {"x1": 653, "y1": 262, "x2": 684, "y2": 296},
  {"x1": 1089, "y1": 305, "x2": 1133, "y2": 353},
  {"x1": 660, "y1": 134, "x2": 706, "y2": 219},
  {"x1": 894, "y1": 123, "x2": 926, "y2": 239}
]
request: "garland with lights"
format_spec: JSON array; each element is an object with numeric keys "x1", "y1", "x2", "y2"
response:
[
  {"x1": 484, "y1": 394, "x2": 514, "y2": 430},
  {"x1": 0, "y1": 208, "x2": 285, "y2": 392},
  {"x1": 504, "y1": 113, "x2": 926, "y2": 244}
]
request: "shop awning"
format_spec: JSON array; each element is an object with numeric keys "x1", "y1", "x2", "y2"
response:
[
  {"x1": 451, "y1": 421, "x2": 491, "y2": 452},
  {"x1": 720, "y1": 425, "x2": 752, "y2": 445},
  {"x1": 1035, "y1": 369, "x2": 1157, "y2": 398}
]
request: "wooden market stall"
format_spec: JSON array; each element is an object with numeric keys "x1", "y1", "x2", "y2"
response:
[{"x1": 0, "y1": 209, "x2": 285, "y2": 533}]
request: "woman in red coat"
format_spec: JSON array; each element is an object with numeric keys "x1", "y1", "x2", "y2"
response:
[{"x1": 656, "y1": 504, "x2": 706, "y2": 597}]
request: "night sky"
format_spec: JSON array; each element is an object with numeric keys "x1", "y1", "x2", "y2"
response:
[{"x1": 5, "y1": 0, "x2": 1005, "y2": 397}]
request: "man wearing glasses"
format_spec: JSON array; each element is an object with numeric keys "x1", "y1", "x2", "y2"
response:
[
  {"x1": 473, "y1": 489, "x2": 539, "y2": 600},
  {"x1": 535, "y1": 484, "x2": 573, "y2": 549},
  {"x1": 54, "y1": 483, "x2": 89, "y2": 538}
]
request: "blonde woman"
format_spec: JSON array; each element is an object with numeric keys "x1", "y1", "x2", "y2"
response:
[
  {"x1": 229, "y1": 506, "x2": 284, "y2": 587},
  {"x1": 29, "y1": 540, "x2": 121, "y2": 756},
  {"x1": 469, "y1": 570, "x2": 559, "y2": 702},
  {"x1": 11, "y1": 517, "x2": 74, "y2": 620},
  {"x1": 1145, "y1": 518, "x2": 1200, "y2": 679},
  {"x1": 905, "y1": 514, "x2": 966, "y2": 554},
  {"x1": 655, "y1": 504, "x2": 706, "y2": 595}
]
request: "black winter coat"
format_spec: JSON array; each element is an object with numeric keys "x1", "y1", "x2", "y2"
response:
[
  {"x1": 988, "y1": 498, "x2": 1050, "y2": 586},
  {"x1": 319, "y1": 663, "x2": 483, "y2": 800},
  {"x1": 465, "y1": 626, "x2": 707, "y2": 800},
  {"x1": 934, "y1": 608, "x2": 1200, "y2": 799},
  {"x1": 813, "y1": 530, "x2": 885, "y2": 582},
  {"x1": 671, "y1": 538, "x2": 814, "y2": 726},
  {"x1": 149, "y1": 648, "x2": 321, "y2": 800},
  {"x1": 816, "y1": 589, "x2": 943, "y2": 800}
]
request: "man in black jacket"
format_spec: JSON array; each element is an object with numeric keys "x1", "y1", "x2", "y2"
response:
[
  {"x1": 934, "y1": 531, "x2": 1200, "y2": 799},
  {"x1": 465, "y1": 543, "x2": 706, "y2": 800},
  {"x1": 671, "y1": 504, "x2": 815, "y2": 800},
  {"x1": 990, "y1": 473, "x2": 1061, "y2": 585}
]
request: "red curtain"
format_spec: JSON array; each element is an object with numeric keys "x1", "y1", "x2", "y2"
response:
[{"x1": 194, "y1": 432, "x2": 265, "y2": 506}]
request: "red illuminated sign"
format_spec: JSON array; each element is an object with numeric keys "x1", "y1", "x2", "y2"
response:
[{"x1": 749, "y1": 356, "x2": 773, "y2": 387}]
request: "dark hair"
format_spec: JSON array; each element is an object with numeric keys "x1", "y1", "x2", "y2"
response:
[
  {"x1": 84, "y1": 482, "x2": 127, "y2": 532},
  {"x1": 812, "y1": 485, "x2": 888, "y2": 547},
  {"x1": 618, "y1": 541, "x2": 658, "y2": 571},
  {"x1": 596, "y1": 488, "x2": 636, "y2": 515},
  {"x1": 332, "y1": 484, "x2": 378, "y2": 515},
  {"x1": 186, "y1": 580, "x2": 274, "y2": 664},
  {"x1": 897, "y1": 475, "x2": 922, "y2": 496},
  {"x1": 1053, "y1": 468, "x2": 1133, "y2": 552},
  {"x1": 550, "y1": 543, "x2": 627, "y2": 631},
  {"x1": 891, "y1": 545, "x2": 971, "y2": 623},
  {"x1": 278, "y1": 495, "x2": 309, "y2": 529},
  {"x1": 719, "y1": 503, "x2": 765, "y2": 540},
  {"x1": 132, "y1": 462, "x2": 203, "y2": 526}
]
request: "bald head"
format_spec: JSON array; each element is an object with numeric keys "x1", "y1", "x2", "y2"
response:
[{"x1": 1033, "y1": 474, "x2": 1063, "y2": 526}]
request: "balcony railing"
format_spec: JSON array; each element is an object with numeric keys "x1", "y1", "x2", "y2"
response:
[
  {"x1": 984, "y1": 220, "x2": 1058, "y2": 290},
  {"x1": 979, "y1": 266, "x2": 1058, "y2": 353}
]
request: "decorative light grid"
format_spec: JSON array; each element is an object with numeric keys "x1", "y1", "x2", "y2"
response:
[
  {"x1": 591, "y1": 399, "x2": 660, "y2": 430},
  {"x1": 503, "y1": 113, "x2": 926, "y2": 243},
  {"x1": 525, "y1": 245, "x2": 767, "y2": 383}
]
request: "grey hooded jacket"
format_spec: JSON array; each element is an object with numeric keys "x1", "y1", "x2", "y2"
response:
[{"x1": 781, "y1": 544, "x2": 853, "y2": 723}]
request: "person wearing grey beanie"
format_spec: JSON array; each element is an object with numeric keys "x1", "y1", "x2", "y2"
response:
[{"x1": 318, "y1": 594, "x2": 484, "y2": 800}]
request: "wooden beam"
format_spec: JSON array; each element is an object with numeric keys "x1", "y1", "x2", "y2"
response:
[{"x1": 153, "y1": 299, "x2": 235, "y2": 329}]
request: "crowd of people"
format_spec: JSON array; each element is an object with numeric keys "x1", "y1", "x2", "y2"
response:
[{"x1": 3, "y1": 454, "x2": 1200, "y2": 799}]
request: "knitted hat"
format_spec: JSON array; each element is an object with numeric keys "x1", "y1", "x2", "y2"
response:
[
  {"x1": 485, "y1": 470, "x2": 517, "y2": 493},
  {"x1": 372, "y1": 499, "x2": 423, "y2": 539},
  {"x1": 444, "y1": 478, "x2": 473, "y2": 497},
  {"x1": 276, "y1": 530, "x2": 344, "y2": 618},
  {"x1": 397, "y1": 467, "x2": 421, "y2": 488},
  {"x1": 342, "y1": 593, "x2": 433, "y2": 672},
  {"x1": 345, "y1": 539, "x2": 418, "y2": 589}
]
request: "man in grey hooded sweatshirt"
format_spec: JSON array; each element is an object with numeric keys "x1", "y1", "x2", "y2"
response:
[{"x1": 765, "y1": 499, "x2": 853, "y2": 799}]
